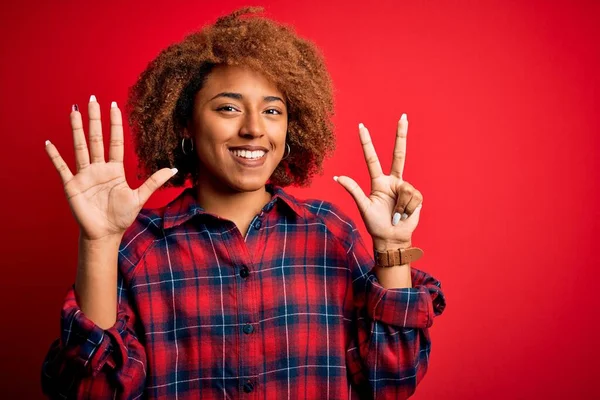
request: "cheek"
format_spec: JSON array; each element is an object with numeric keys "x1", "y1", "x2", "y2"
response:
[
  {"x1": 195, "y1": 136, "x2": 216, "y2": 153},
  {"x1": 193, "y1": 136, "x2": 223, "y2": 166},
  {"x1": 272, "y1": 137, "x2": 286, "y2": 157},
  {"x1": 272, "y1": 123, "x2": 288, "y2": 147},
  {"x1": 196, "y1": 122, "x2": 229, "y2": 149}
]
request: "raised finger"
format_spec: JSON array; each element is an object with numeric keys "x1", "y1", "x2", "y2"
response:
[
  {"x1": 108, "y1": 101, "x2": 124, "y2": 163},
  {"x1": 358, "y1": 123, "x2": 383, "y2": 180},
  {"x1": 88, "y1": 95, "x2": 105, "y2": 163},
  {"x1": 70, "y1": 104, "x2": 90, "y2": 171},
  {"x1": 334, "y1": 175, "x2": 370, "y2": 215},
  {"x1": 390, "y1": 114, "x2": 408, "y2": 179},
  {"x1": 45, "y1": 140, "x2": 74, "y2": 184}
]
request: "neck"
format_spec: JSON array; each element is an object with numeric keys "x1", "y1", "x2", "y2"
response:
[{"x1": 194, "y1": 177, "x2": 272, "y2": 237}]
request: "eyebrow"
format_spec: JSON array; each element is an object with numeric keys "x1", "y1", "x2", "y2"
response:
[{"x1": 209, "y1": 92, "x2": 285, "y2": 104}]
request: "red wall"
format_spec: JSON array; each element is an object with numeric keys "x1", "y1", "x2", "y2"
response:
[{"x1": 1, "y1": 0, "x2": 598, "y2": 398}]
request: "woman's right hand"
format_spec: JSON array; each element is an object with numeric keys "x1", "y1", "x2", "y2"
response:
[{"x1": 45, "y1": 96, "x2": 177, "y2": 241}]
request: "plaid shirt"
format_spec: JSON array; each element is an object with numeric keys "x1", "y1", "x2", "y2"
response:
[{"x1": 42, "y1": 185, "x2": 446, "y2": 399}]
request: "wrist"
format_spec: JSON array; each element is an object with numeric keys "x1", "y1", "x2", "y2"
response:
[
  {"x1": 373, "y1": 245, "x2": 423, "y2": 268},
  {"x1": 372, "y1": 238, "x2": 412, "y2": 251},
  {"x1": 79, "y1": 231, "x2": 124, "y2": 246}
]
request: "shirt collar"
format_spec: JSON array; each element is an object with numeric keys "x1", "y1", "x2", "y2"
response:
[{"x1": 162, "y1": 184, "x2": 304, "y2": 230}]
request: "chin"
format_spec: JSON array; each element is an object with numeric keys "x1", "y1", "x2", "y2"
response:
[{"x1": 227, "y1": 177, "x2": 269, "y2": 193}]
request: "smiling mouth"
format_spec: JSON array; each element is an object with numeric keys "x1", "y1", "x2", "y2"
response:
[{"x1": 229, "y1": 149, "x2": 267, "y2": 160}]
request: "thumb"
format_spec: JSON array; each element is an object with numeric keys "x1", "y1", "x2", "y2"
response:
[
  {"x1": 137, "y1": 168, "x2": 178, "y2": 206},
  {"x1": 334, "y1": 175, "x2": 369, "y2": 214}
]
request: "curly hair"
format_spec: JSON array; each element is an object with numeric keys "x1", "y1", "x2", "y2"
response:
[{"x1": 126, "y1": 6, "x2": 335, "y2": 188}]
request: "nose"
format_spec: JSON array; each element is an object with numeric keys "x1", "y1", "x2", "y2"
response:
[{"x1": 239, "y1": 110, "x2": 264, "y2": 138}]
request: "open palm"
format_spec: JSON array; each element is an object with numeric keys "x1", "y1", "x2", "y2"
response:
[
  {"x1": 335, "y1": 114, "x2": 423, "y2": 249},
  {"x1": 45, "y1": 97, "x2": 176, "y2": 241}
]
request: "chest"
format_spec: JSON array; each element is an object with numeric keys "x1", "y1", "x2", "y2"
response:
[{"x1": 129, "y1": 220, "x2": 352, "y2": 335}]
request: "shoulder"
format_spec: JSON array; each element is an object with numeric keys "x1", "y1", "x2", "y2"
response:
[
  {"x1": 302, "y1": 199, "x2": 355, "y2": 230},
  {"x1": 283, "y1": 190, "x2": 359, "y2": 250}
]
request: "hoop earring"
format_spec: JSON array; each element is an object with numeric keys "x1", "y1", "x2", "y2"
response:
[
  {"x1": 182, "y1": 137, "x2": 194, "y2": 156},
  {"x1": 282, "y1": 143, "x2": 291, "y2": 160}
]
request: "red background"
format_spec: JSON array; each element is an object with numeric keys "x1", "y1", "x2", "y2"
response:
[{"x1": 1, "y1": 0, "x2": 599, "y2": 398}]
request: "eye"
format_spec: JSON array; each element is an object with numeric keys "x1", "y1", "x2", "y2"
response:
[
  {"x1": 216, "y1": 105, "x2": 239, "y2": 112},
  {"x1": 264, "y1": 109, "x2": 282, "y2": 115}
]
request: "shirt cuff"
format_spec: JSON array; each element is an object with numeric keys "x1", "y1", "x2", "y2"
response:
[
  {"x1": 366, "y1": 278, "x2": 435, "y2": 329},
  {"x1": 60, "y1": 287, "x2": 130, "y2": 377}
]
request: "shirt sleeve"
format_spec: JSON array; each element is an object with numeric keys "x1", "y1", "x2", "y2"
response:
[
  {"x1": 345, "y1": 226, "x2": 446, "y2": 400},
  {"x1": 41, "y1": 275, "x2": 147, "y2": 399}
]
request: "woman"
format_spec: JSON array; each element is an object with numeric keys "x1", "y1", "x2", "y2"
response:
[{"x1": 42, "y1": 7, "x2": 445, "y2": 399}]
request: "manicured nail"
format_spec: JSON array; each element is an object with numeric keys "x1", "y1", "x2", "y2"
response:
[
  {"x1": 170, "y1": 168, "x2": 178, "y2": 176},
  {"x1": 45, "y1": 140, "x2": 51, "y2": 146},
  {"x1": 358, "y1": 123, "x2": 364, "y2": 129},
  {"x1": 392, "y1": 212, "x2": 401, "y2": 225},
  {"x1": 400, "y1": 113, "x2": 407, "y2": 121},
  {"x1": 71, "y1": 104, "x2": 79, "y2": 112},
  {"x1": 111, "y1": 101, "x2": 117, "y2": 108},
  {"x1": 333, "y1": 176, "x2": 339, "y2": 182},
  {"x1": 89, "y1": 95, "x2": 97, "y2": 102},
  {"x1": 401, "y1": 212, "x2": 409, "y2": 220}
]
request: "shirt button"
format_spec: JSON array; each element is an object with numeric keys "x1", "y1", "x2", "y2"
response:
[
  {"x1": 240, "y1": 267, "x2": 249, "y2": 279},
  {"x1": 243, "y1": 323, "x2": 254, "y2": 334},
  {"x1": 243, "y1": 380, "x2": 254, "y2": 393},
  {"x1": 254, "y1": 220, "x2": 262, "y2": 229}
]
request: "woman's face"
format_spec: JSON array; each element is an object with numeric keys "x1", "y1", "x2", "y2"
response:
[{"x1": 185, "y1": 64, "x2": 288, "y2": 193}]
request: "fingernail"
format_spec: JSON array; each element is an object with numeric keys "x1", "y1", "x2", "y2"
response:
[
  {"x1": 333, "y1": 176, "x2": 339, "y2": 182},
  {"x1": 90, "y1": 95, "x2": 97, "y2": 102},
  {"x1": 111, "y1": 101, "x2": 117, "y2": 108},
  {"x1": 45, "y1": 140, "x2": 51, "y2": 146},
  {"x1": 358, "y1": 123, "x2": 364, "y2": 129},
  {"x1": 401, "y1": 212, "x2": 409, "y2": 220},
  {"x1": 72, "y1": 104, "x2": 79, "y2": 112},
  {"x1": 400, "y1": 113, "x2": 407, "y2": 121},
  {"x1": 392, "y1": 212, "x2": 401, "y2": 225},
  {"x1": 170, "y1": 168, "x2": 178, "y2": 176}
]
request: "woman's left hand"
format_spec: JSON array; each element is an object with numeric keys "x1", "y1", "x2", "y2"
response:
[{"x1": 335, "y1": 114, "x2": 423, "y2": 250}]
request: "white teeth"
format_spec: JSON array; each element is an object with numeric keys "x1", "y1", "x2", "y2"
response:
[{"x1": 230, "y1": 149, "x2": 266, "y2": 159}]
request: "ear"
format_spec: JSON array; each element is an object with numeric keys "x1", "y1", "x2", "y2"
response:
[
  {"x1": 183, "y1": 121, "x2": 193, "y2": 138},
  {"x1": 182, "y1": 111, "x2": 196, "y2": 137}
]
